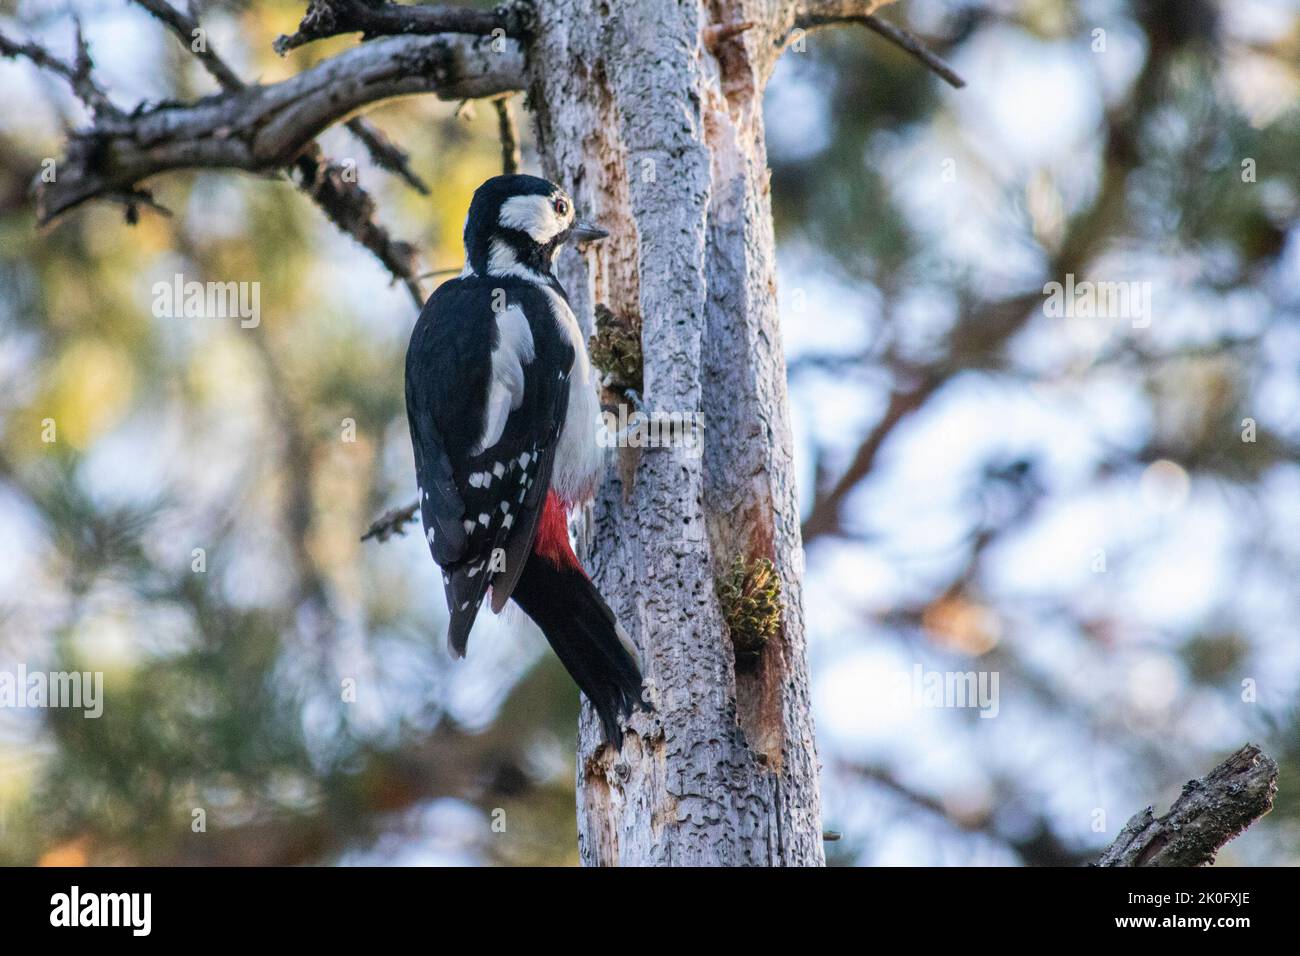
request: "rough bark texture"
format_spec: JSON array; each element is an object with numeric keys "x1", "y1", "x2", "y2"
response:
[
  {"x1": 1097, "y1": 744, "x2": 1279, "y2": 867},
  {"x1": 527, "y1": 0, "x2": 834, "y2": 866}
]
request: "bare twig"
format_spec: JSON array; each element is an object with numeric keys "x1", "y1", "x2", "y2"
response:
[
  {"x1": 0, "y1": 23, "x2": 121, "y2": 117},
  {"x1": 361, "y1": 499, "x2": 421, "y2": 542},
  {"x1": 856, "y1": 14, "x2": 965, "y2": 89},
  {"x1": 789, "y1": 9, "x2": 966, "y2": 89},
  {"x1": 343, "y1": 118, "x2": 429, "y2": 194},
  {"x1": 704, "y1": 20, "x2": 756, "y2": 51},
  {"x1": 801, "y1": 377, "x2": 937, "y2": 542},
  {"x1": 131, "y1": 0, "x2": 244, "y2": 90},
  {"x1": 273, "y1": 0, "x2": 535, "y2": 56},
  {"x1": 417, "y1": 266, "x2": 465, "y2": 280},
  {"x1": 111, "y1": 187, "x2": 174, "y2": 223},
  {"x1": 1097, "y1": 744, "x2": 1278, "y2": 867},
  {"x1": 493, "y1": 95, "x2": 521, "y2": 174},
  {"x1": 291, "y1": 145, "x2": 424, "y2": 307}
]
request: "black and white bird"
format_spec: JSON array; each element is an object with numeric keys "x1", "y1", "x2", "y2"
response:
[{"x1": 405, "y1": 174, "x2": 649, "y2": 746}]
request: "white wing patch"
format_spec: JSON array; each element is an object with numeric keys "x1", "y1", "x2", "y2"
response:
[{"x1": 475, "y1": 304, "x2": 535, "y2": 454}]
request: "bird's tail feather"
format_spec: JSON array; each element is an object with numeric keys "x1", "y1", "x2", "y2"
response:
[{"x1": 509, "y1": 550, "x2": 650, "y2": 747}]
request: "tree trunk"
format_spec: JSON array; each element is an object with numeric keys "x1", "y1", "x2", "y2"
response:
[{"x1": 528, "y1": 0, "x2": 825, "y2": 865}]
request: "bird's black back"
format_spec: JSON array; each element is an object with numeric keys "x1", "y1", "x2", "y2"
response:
[{"x1": 405, "y1": 273, "x2": 576, "y2": 652}]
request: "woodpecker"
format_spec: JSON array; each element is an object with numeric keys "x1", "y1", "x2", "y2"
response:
[{"x1": 405, "y1": 174, "x2": 649, "y2": 746}]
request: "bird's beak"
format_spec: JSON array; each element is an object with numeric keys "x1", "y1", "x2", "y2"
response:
[{"x1": 571, "y1": 219, "x2": 609, "y2": 242}]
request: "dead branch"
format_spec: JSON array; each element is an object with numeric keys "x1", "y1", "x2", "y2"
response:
[
  {"x1": 129, "y1": 0, "x2": 430, "y2": 305},
  {"x1": 273, "y1": 0, "x2": 536, "y2": 56},
  {"x1": 361, "y1": 499, "x2": 421, "y2": 542},
  {"x1": 704, "y1": 20, "x2": 756, "y2": 51},
  {"x1": 788, "y1": 3, "x2": 966, "y2": 89},
  {"x1": 291, "y1": 145, "x2": 424, "y2": 306},
  {"x1": 31, "y1": 32, "x2": 524, "y2": 226},
  {"x1": 1098, "y1": 744, "x2": 1279, "y2": 867},
  {"x1": 343, "y1": 118, "x2": 429, "y2": 194},
  {"x1": 493, "y1": 95, "x2": 521, "y2": 174},
  {"x1": 0, "y1": 23, "x2": 120, "y2": 118},
  {"x1": 134, "y1": 0, "x2": 429, "y2": 195},
  {"x1": 132, "y1": 0, "x2": 244, "y2": 90}
]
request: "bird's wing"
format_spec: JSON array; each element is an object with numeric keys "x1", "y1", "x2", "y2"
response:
[{"x1": 406, "y1": 278, "x2": 574, "y2": 655}]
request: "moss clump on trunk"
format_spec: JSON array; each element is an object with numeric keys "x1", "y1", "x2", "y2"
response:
[
  {"x1": 589, "y1": 304, "x2": 643, "y2": 394},
  {"x1": 718, "y1": 556, "x2": 782, "y2": 665}
]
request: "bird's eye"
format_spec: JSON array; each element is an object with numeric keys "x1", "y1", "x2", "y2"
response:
[{"x1": 553, "y1": 197, "x2": 568, "y2": 217}]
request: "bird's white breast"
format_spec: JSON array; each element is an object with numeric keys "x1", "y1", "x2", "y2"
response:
[{"x1": 543, "y1": 287, "x2": 604, "y2": 505}]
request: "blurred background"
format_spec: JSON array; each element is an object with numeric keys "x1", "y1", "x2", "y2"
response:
[{"x1": 1, "y1": 0, "x2": 1298, "y2": 865}]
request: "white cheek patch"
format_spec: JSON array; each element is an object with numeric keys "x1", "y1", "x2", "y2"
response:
[{"x1": 498, "y1": 194, "x2": 568, "y2": 244}]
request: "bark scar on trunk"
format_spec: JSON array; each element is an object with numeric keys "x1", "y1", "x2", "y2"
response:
[{"x1": 704, "y1": 0, "x2": 759, "y2": 111}]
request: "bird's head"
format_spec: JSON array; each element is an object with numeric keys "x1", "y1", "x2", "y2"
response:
[{"x1": 463, "y1": 174, "x2": 608, "y2": 282}]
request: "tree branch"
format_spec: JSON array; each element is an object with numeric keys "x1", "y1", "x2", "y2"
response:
[
  {"x1": 128, "y1": 0, "x2": 441, "y2": 305},
  {"x1": 132, "y1": 0, "x2": 244, "y2": 90},
  {"x1": 0, "y1": 22, "x2": 121, "y2": 118},
  {"x1": 33, "y1": 32, "x2": 524, "y2": 225},
  {"x1": 292, "y1": 145, "x2": 425, "y2": 306},
  {"x1": 273, "y1": 0, "x2": 536, "y2": 55},
  {"x1": 361, "y1": 499, "x2": 421, "y2": 542},
  {"x1": 787, "y1": 3, "x2": 966, "y2": 89},
  {"x1": 343, "y1": 118, "x2": 429, "y2": 194},
  {"x1": 1097, "y1": 744, "x2": 1279, "y2": 867},
  {"x1": 801, "y1": 375, "x2": 938, "y2": 542},
  {"x1": 134, "y1": 0, "x2": 430, "y2": 194},
  {"x1": 493, "y1": 95, "x2": 521, "y2": 174}
]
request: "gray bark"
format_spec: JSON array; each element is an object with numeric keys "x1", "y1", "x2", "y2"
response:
[
  {"x1": 1098, "y1": 744, "x2": 1279, "y2": 867},
  {"x1": 528, "y1": 0, "x2": 835, "y2": 866}
]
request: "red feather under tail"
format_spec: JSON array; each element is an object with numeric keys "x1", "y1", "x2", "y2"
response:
[{"x1": 532, "y1": 490, "x2": 585, "y2": 575}]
